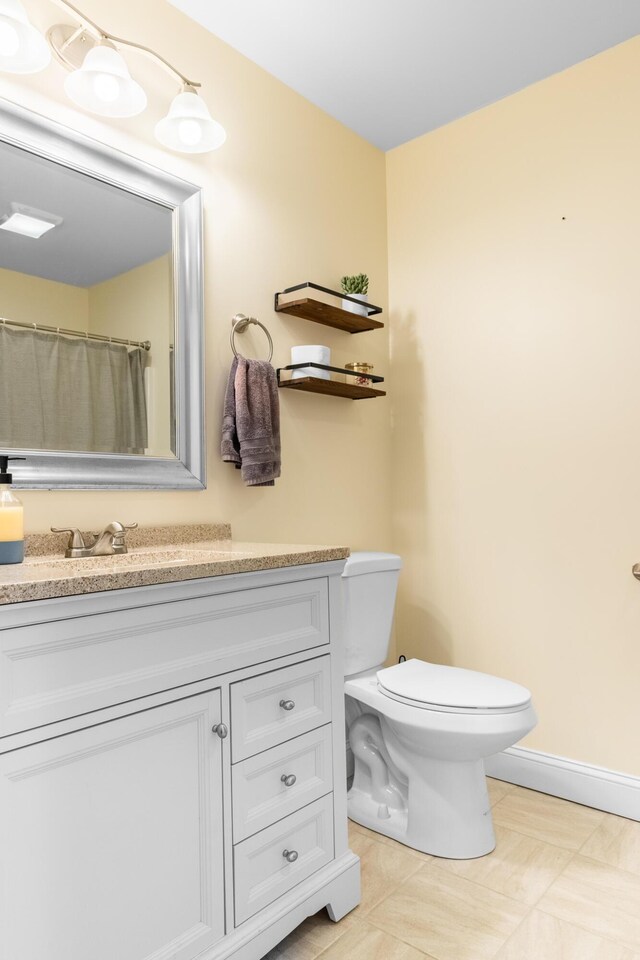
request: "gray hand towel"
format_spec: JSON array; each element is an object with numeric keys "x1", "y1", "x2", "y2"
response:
[
  {"x1": 221, "y1": 357, "x2": 281, "y2": 486},
  {"x1": 220, "y1": 356, "x2": 241, "y2": 468}
]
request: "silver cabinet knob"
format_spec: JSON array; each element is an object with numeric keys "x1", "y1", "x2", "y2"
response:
[
  {"x1": 212, "y1": 723, "x2": 228, "y2": 739},
  {"x1": 281, "y1": 774, "x2": 297, "y2": 787},
  {"x1": 633, "y1": 563, "x2": 640, "y2": 580},
  {"x1": 282, "y1": 849, "x2": 298, "y2": 863},
  {"x1": 279, "y1": 699, "x2": 295, "y2": 711}
]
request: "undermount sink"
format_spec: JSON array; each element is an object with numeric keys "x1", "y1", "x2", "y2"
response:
[{"x1": 24, "y1": 547, "x2": 250, "y2": 573}]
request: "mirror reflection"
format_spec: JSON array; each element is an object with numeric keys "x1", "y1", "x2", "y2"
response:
[{"x1": 0, "y1": 140, "x2": 175, "y2": 458}]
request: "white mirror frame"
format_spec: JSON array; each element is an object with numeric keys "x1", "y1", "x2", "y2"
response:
[{"x1": 0, "y1": 98, "x2": 205, "y2": 490}]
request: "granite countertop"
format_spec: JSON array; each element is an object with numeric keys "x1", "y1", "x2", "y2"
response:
[{"x1": 0, "y1": 524, "x2": 350, "y2": 605}]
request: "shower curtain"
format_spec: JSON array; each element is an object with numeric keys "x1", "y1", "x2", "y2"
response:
[{"x1": 0, "y1": 326, "x2": 148, "y2": 454}]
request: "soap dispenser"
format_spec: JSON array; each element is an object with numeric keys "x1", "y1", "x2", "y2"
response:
[{"x1": 0, "y1": 456, "x2": 25, "y2": 565}]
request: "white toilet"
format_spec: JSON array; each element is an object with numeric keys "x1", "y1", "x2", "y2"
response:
[{"x1": 343, "y1": 552, "x2": 537, "y2": 859}]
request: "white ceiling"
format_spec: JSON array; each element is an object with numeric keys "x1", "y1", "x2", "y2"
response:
[
  {"x1": 0, "y1": 141, "x2": 172, "y2": 287},
  {"x1": 169, "y1": 0, "x2": 640, "y2": 150}
]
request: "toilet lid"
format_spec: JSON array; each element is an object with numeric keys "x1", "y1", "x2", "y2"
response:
[{"x1": 377, "y1": 659, "x2": 531, "y2": 711}]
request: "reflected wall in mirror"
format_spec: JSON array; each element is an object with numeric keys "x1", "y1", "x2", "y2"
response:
[
  {"x1": 0, "y1": 140, "x2": 175, "y2": 458},
  {"x1": 0, "y1": 98, "x2": 204, "y2": 489}
]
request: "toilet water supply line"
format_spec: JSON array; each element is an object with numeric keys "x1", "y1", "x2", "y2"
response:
[{"x1": 349, "y1": 715, "x2": 404, "y2": 819}]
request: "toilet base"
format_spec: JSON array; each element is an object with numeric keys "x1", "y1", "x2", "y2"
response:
[
  {"x1": 348, "y1": 789, "x2": 411, "y2": 846},
  {"x1": 345, "y1": 674, "x2": 536, "y2": 860},
  {"x1": 348, "y1": 757, "x2": 496, "y2": 859}
]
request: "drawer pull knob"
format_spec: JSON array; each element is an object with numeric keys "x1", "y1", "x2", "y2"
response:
[
  {"x1": 279, "y1": 699, "x2": 296, "y2": 712},
  {"x1": 212, "y1": 722, "x2": 228, "y2": 739},
  {"x1": 281, "y1": 773, "x2": 297, "y2": 787},
  {"x1": 282, "y1": 849, "x2": 299, "y2": 863}
]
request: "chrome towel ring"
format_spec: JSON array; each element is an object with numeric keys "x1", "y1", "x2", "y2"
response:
[{"x1": 230, "y1": 313, "x2": 273, "y2": 363}]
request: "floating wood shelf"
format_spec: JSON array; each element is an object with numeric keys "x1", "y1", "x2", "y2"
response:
[
  {"x1": 274, "y1": 282, "x2": 384, "y2": 334},
  {"x1": 277, "y1": 363, "x2": 386, "y2": 400},
  {"x1": 278, "y1": 377, "x2": 386, "y2": 400}
]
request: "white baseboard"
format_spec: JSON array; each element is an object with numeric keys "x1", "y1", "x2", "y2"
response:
[{"x1": 485, "y1": 746, "x2": 640, "y2": 821}]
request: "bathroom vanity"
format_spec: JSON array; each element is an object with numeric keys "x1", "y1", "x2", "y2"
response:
[{"x1": 0, "y1": 529, "x2": 358, "y2": 960}]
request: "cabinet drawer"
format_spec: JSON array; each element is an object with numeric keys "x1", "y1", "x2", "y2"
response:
[
  {"x1": 230, "y1": 656, "x2": 331, "y2": 762},
  {"x1": 232, "y1": 725, "x2": 333, "y2": 841},
  {"x1": 0, "y1": 578, "x2": 329, "y2": 737},
  {"x1": 233, "y1": 794, "x2": 334, "y2": 925}
]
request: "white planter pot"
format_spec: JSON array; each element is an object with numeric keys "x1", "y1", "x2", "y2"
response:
[{"x1": 341, "y1": 293, "x2": 369, "y2": 317}]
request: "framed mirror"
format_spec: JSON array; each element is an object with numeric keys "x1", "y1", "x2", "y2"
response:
[{"x1": 0, "y1": 98, "x2": 204, "y2": 489}]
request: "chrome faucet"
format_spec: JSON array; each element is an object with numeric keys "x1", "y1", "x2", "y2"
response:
[{"x1": 51, "y1": 521, "x2": 138, "y2": 558}]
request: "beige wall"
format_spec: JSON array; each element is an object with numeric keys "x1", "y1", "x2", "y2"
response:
[
  {"x1": 387, "y1": 37, "x2": 640, "y2": 775},
  {"x1": 0, "y1": 266, "x2": 88, "y2": 329},
  {"x1": 89, "y1": 255, "x2": 173, "y2": 456},
  {"x1": 0, "y1": 0, "x2": 391, "y2": 552},
  {"x1": 4, "y1": 3, "x2": 637, "y2": 776}
]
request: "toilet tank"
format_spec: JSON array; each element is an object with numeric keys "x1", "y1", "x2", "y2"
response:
[{"x1": 341, "y1": 552, "x2": 402, "y2": 678}]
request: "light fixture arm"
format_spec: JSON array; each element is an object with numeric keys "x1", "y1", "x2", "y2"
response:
[
  {"x1": 94, "y1": 30, "x2": 201, "y2": 89},
  {"x1": 48, "y1": 0, "x2": 201, "y2": 89}
]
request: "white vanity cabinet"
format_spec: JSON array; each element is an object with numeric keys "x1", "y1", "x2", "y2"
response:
[{"x1": 0, "y1": 561, "x2": 359, "y2": 960}]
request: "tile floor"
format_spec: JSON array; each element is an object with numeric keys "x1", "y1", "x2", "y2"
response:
[{"x1": 263, "y1": 779, "x2": 640, "y2": 960}]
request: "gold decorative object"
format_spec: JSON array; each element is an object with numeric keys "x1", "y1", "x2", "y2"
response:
[{"x1": 345, "y1": 361, "x2": 375, "y2": 386}]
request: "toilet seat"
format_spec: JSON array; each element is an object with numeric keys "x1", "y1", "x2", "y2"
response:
[{"x1": 377, "y1": 659, "x2": 531, "y2": 715}]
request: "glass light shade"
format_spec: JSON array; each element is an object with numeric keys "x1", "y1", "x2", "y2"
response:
[
  {"x1": 0, "y1": 0, "x2": 50, "y2": 74},
  {"x1": 64, "y1": 44, "x2": 147, "y2": 118},
  {"x1": 155, "y1": 90, "x2": 226, "y2": 154}
]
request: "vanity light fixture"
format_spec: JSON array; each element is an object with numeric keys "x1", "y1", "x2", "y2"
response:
[
  {"x1": 155, "y1": 86, "x2": 226, "y2": 154},
  {"x1": 0, "y1": 204, "x2": 62, "y2": 238},
  {"x1": 0, "y1": 0, "x2": 226, "y2": 154},
  {"x1": 0, "y1": 0, "x2": 50, "y2": 73},
  {"x1": 64, "y1": 42, "x2": 147, "y2": 118}
]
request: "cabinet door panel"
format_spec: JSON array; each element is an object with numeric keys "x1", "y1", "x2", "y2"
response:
[{"x1": 0, "y1": 691, "x2": 224, "y2": 960}]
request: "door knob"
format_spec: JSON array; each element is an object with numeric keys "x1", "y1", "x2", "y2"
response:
[
  {"x1": 281, "y1": 774, "x2": 297, "y2": 787},
  {"x1": 279, "y1": 699, "x2": 295, "y2": 711},
  {"x1": 282, "y1": 849, "x2": 298, "y2": 863},
  {"x1": 212, "y1": 722, "x2": 228, "y2": 739}
]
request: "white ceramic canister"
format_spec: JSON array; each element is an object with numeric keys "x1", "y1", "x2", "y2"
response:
[{"x1": 290, "y1": 345, "x2": 331, "y2": 379}]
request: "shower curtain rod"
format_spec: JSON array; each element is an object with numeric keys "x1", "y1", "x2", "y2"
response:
[{"x1": 0, "y1": 316, "x2": 151, "y2": 351}]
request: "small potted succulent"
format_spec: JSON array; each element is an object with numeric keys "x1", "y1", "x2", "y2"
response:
[{"x1": 341, "y1": 273, "x2": 369, "y2": 317}]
